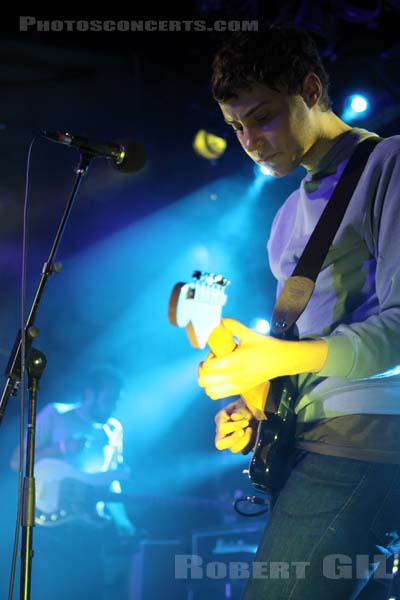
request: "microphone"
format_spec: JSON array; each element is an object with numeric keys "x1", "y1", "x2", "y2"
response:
[{"x1": 42, "y1": 130, "x2": 146, "y2": 174}]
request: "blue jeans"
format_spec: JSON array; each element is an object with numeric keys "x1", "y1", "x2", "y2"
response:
[{"x1": 242, "y1": 451, "x2": 400, "y2": 599}]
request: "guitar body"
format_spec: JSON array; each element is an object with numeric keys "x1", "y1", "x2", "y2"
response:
[
  {"x1": 35, "y1": 458, "x2": 127, "y2": 527},
  {"x1": 249, "y1": 378, "x2": 297, "y2": 494}
]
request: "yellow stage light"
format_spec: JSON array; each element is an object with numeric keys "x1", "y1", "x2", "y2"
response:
[{"x1": 193, "y1": 129, "x2": 227, "y2": 160}]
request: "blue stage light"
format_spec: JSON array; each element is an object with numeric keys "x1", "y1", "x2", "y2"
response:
[
  {"x1": 341, "y1": 93, "x2": 370, "y2": 122},
  {"x1": 250, "y1": 318, "x2": 271, "y2": 335},
  {"x1": 350, "y1": 94, "x2": 369, "y2": 113},
  {"x1": 254, "y1": 164, "x2": 273, "y2": 177}
]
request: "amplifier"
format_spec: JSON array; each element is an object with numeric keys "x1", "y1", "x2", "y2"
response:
[
  {"x1": 186, "y1": 522, "x2": 265, "y2": 600},
  {"x1": 129, "y1": 538, "x2": 188, "y2": 600}
]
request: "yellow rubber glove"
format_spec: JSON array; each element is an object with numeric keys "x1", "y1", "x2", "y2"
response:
[
  {"x1": 199, "y1": 318, "x2": 288, "y2": 399},
  {"x1": 199, "y1": 317, "x2": 328, "y2": 404},
  {"x1": 214, "y1": 398, "x2": 257, "y2": 454}
]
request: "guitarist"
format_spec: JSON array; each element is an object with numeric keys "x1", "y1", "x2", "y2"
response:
[
  {"x1": 198, "y1": 26, "x2": 400, "y2": 599},
  {"x1": 10, "y1": 364, "x2": 136, "y2": 600}
]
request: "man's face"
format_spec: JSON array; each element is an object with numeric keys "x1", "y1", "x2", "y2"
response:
[
  {"x1": 219, "y1": 82, "x2": 316, "y2": 177},
  {"x1": 86, "y1": 385, "x2": 120, "y2": 423}
]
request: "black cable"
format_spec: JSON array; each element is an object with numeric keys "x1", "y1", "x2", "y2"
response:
[
  {"x1": 8, "y1": 134, "x2": 39, "y2": 600},
  {"x1": 233, "y1": 494, "x2": 270, "y2": 517}
]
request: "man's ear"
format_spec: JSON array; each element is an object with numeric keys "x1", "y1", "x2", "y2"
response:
[{"x1": 302, "y1": 72, "x2": 323, "y2": 108}]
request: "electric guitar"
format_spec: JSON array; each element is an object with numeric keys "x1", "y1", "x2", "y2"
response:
[
  {"x1": 168, "y1": 270, "x2": 298, "y2": 494},
  {"x1": 34, "y1": 457, "x2": 222, "y2": 527}
]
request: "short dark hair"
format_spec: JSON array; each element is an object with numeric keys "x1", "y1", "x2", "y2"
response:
[{"x1": 211, "y1": 25, "x2": 331, "y2": 110}]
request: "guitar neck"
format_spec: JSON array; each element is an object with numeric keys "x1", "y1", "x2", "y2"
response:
[{"x1": 80, "y1": 488, "x2": 221, "y2": 510}]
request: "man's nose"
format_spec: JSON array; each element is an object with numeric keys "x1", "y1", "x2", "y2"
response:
[{"x1": 242, "y1": 126, "x2": 264, "y2": 154}]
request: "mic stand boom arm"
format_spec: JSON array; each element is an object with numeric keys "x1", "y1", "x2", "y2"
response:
[{"x1": 0, "y1": 152, "x2": 92, "y2": 425}]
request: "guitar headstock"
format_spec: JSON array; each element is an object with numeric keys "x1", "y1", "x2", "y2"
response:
[{"x1": 168, "y1": 270, "x2": 230, "y2": 349}]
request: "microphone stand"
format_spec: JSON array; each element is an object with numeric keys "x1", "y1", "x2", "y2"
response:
[
  {"x1": 20, "y1": 348, "x2": 46, "y2": 600},
  {"x1": 0, "y1": 151, "x2": 94, "y2": 600}
]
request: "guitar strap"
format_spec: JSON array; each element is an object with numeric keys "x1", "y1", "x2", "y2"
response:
[{"x1": 266, "y1": 135, "x2": 383, "y2": 412}]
